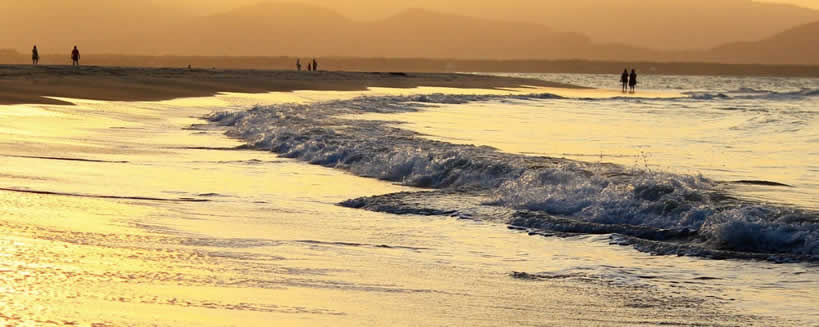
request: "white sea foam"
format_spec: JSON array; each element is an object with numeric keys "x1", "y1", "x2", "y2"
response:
[
  {"x1": 682, "y1": 88, "x2": 819, "y2": 101},
  {"x1": 209, "y1": 92, "x2": 819, "y2": 259}
]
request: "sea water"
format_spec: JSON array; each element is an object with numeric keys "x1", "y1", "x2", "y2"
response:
[{"x1": 0, "y1": 75, "x2": 817, "y2": 326}]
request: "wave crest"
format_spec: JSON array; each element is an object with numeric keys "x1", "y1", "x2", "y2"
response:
[
  {"x1": 683, "y1": 88, "x2": 819, "y2": 101},
  {"x1": 209, "y1": 92, "x2": 819, "y2": 260}
]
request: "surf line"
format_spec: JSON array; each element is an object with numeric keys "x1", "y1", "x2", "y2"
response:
[{"x1": 0, "y1": 187, "x2": 210, "y2": 202}]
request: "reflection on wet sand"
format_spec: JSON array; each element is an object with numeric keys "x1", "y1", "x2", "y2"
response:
[{"x1": 0, "y1": 90, "x2": 795, "y2": 326}]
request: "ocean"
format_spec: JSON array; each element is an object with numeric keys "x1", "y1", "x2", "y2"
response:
[{"x1": 0, "y1": 74, "x2": 817, "y2": 326}]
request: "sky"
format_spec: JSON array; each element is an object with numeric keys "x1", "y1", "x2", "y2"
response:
[
  {"x1": 184, "y1": 0, "x2": 819, "y2": 13},
  {"x1": 0, "y1": 0, "x2": 817, "y2": 63},
  {"x1": 159, "y1": 0, "x2": 819, "y2": 50},
  {"x1": 185, "y1": 0, "x2": 819, "y2": 14},
  {"x1": 760, "y1": 0, "x2": 819, "y2": 9}
]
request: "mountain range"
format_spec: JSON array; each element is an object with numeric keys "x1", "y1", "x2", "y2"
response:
[
  {"x1": 0, "y1": 1, "x2": 817, "y2": 65},
  {"x1": 704, "y1": 21, "x2": 819, "y2": 64},
  {"x1": 154, "y1": 0, "x2": 819, "y2": 50}
]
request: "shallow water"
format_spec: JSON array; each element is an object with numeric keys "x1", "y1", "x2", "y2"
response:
[
  {"x1": 369, "y1": 74, "x2": 819, "y2": 210},
  {"x1": 0, "y1": 85, "x2": 816, "y2": 326}
]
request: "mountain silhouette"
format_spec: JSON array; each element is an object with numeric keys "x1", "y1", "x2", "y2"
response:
[
  {"x1": 704, "y1": 21, "x2": 819, "y2": 65},
  {"x1": 0, "y1": 1, "x2": 817, "y2": 65},
  {"x1": 359, "y1": 0, "x2": 819, "y2": 50},
  {"x1": 167, "y1": 2, "x2": 353, "y2": 56},
  {"x1": 162, "y1": 4, "x2": 596, "y2": 59},
  {"x1": 344, "y1": 8, "x2": 592, "y2": 58},
  {"x1": 166, "y1": 0, "x2": 819, "y2": 50}
]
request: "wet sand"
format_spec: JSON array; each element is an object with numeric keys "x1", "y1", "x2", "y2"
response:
[
  {"x1": 0, "y1": 65, "x2": 579, "y2": 106},
  {"x1": 0, "y1": 89, "x2": 789, "y2": 326}
]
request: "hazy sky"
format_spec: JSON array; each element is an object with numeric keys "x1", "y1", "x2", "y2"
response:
[
  {"x1": 759, "y1": 0, "x2": 819, "y2": 9},
  {"x1": 188, "y1": 0, "x2": 819, "y2": 13},
  {"x1": 177, "y1": 0, "x2": 819, "y2": 15},
  {"x1": 159, "y1": 0, "x2": 819, "y2": 18},
  {"x1": 1, "y1": 0, "x2": 817, "y2": 61},
  {"x1": 185, "y1": 0, "x2": 819, "y2": 50}
]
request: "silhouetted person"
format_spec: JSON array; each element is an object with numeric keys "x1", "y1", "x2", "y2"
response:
[
  {"x1": 32, "y1": 46, "x2": 40, "y2": 65},
  {"x1": 307, "y1": 62, "x2": 312, "y2": 72},
  {"x1": 297, "y1": 59, "x2": 302, "y2": 71},
  {"x1": 71, "y1": 46, "x2": 80, "y2": 67},
  {"x1": 312, "y1": 58, "x2": 318, "y2": 72},
  {"x1": 629, "y1": 69, "x2": 637, "y2": 93},
  {"x1": 620, "y1": 69, "x2": 629, "y2": 92}
]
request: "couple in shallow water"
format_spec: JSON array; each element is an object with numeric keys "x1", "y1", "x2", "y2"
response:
[
  {"x1": 621, "y1": 69, "x2": 638, "y2": 93},
  {"x1": 30, "y1": 45, "x2": 81, "y2": 66}
]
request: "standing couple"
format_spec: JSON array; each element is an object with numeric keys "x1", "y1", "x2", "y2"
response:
[
  {"x1": 296, "y1": 58, "x2": 319, "y2": 72},
  {"x1": 30, "y1": 45, "x2": 82, "y2": 66},
  {"x1": 621, "y1": 69, "x2": 637, "y2": 93}
]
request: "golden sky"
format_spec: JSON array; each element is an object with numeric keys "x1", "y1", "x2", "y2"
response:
[
  {"x1": 1, "y1": 0, "x2": 817, "y2": 59},
  {"x1": 187, "y1": 0, "x2": 819, "y2": 14},
  {"x1": 759, "y1": 0, "x2": 819, "y2": 9}
]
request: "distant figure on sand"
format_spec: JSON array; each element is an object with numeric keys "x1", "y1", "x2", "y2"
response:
[
  {"x1": 297, "y1": 59, "x2": 302, "y2": 71},
  {"x1": 307, "y1": 62, "x2": 312, "y2": 72},
  {"x1": 620, "y1": 69, "x2": 629, "y2": 92},
  {"x1": 312, "y1": 58, "x2": 318, "y2": 72},
  {"x1": 71, "y1": 46, "x2": 80, "y2": 67},
  {"x1": 32, "y1": 46, "x2": 39, "y2": 65},
  {"x1": 629, "y1": 69, "x2": 638, "y2": 93}
]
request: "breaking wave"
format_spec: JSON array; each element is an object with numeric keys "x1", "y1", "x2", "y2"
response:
[
  {"x1": 683, "y1": 88, "x2": 819, "y2": 101},
  {"x1": 208, "y1": 92, "x2": 819, "y2": 261}
]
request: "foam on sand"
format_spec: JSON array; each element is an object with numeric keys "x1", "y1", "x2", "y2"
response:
[{"x1": 209, "y1": 91, "x2": 819, "y2": 261}]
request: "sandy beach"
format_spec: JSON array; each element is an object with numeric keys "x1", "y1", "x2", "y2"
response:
[
  {"x1": 1, "y1": 86, "x2": 797, "y2": 326},
  {"x1": 0, "y1": 65, "x2": 578, "y2": 105},
  {"x1": 0, "y1": 63, "x2": 816, "y2": 325},
  {"x1": 1, "y1": 0, "x2": 817, "y2": 324}
]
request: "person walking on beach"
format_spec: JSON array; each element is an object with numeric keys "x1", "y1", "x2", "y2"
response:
[
  {"x1": 71, "y1": 46, "x2": 80, "y2": 67},
  {"x1": 628, "y1": 69, "x2": 638, "y2": 93},
  {"x1": 312, "y1": 58, "x2": 318, "y2": 72},
  {"x1": 297, "y1": 59, "x2": 302, "y2": 71},
  {"x1": 620, "y1": 69, "x2": 629, "y2": 92},
  {"x1": 32, "y1": 46, "x2": 40, "y2": 65}
]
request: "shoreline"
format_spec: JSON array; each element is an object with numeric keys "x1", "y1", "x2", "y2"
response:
[
  {"x1": 207, "y1": 90, "x2": 819, "y2": 263},
  {"x1": 0, "y1": 65, "x2": 579, "y2": 106},
  {"x1": 0, "y1": 67, "x2": 813, "y2": 325},
  {"x1": 0, "y1": 93, "x2": 784, "y2": 325},
  {"x1": 4, "y1": 55, "x2": 819, "y2": 78}
]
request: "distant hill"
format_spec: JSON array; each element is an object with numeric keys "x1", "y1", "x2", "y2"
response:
[
  {"x1": 704, "y1": 21, "x2": 819, "y2": 65},
  {"x1": 167, "y1": 2, "x2": 356, "y2": 56},
  {"x1": 168, "y1": 0, "x2": 819, "y2": 50},
  {"x1": 162, "y1": 4, "x2": 603, "y2": 59},
  {"x1": 357, "y1": 9, "x2": 591, "y2": 58},
  {"x1": 0, "y1": 1, "x2": 817, "y2": 65},
  {"x1": 369, "y1": 0, "x2": 819, "y2": 50}
]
